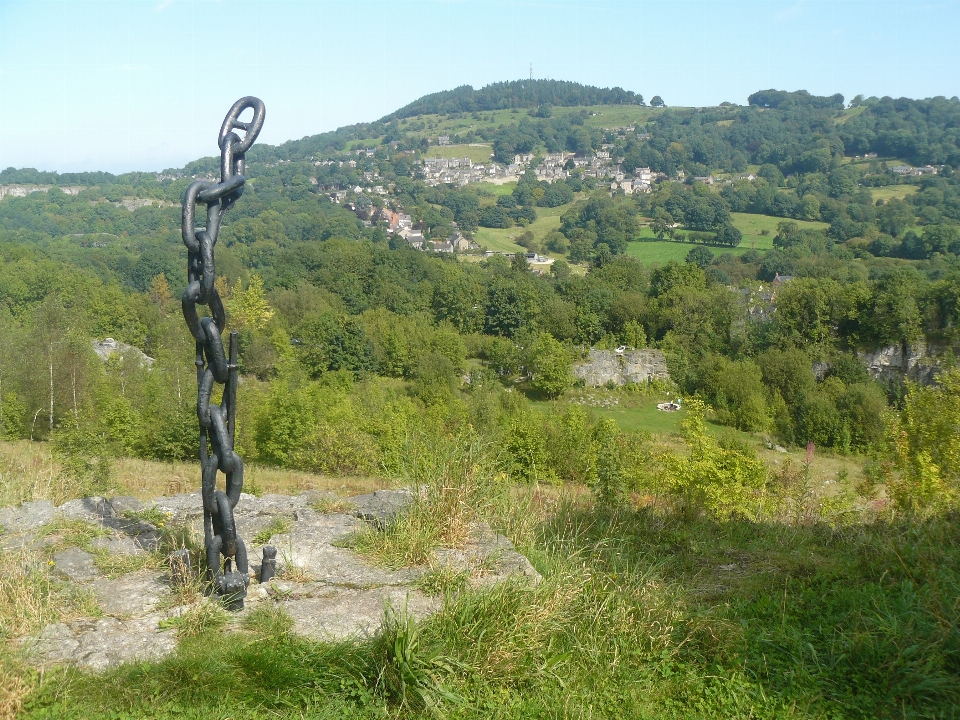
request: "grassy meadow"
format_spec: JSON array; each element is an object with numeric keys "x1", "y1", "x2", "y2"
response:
[
  {"x1": 870, "y1": 185, "x2": 919, "y2": 202},
  {"x1": 472, "y1": 202, "x2": 569, "y2": 254},
  {"x1": 626, "y1": 212, "x2": 828, "y2": 265},
  {"x1": 392, "y1": 105, "x2": 669, "y2": 145},
  {"x1": 5, "y1": 421, "x2": 958, "y2": 719},
  {"x1": 421, "y1": 144, "x2": 494, "y2": 164}
]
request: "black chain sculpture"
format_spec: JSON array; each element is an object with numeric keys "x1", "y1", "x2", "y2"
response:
[{"x1": 180, "y1": 97, "x2": 265, "y2": 610}]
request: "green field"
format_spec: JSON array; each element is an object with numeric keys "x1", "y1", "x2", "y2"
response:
[
  {"x1": 730, "y1": 211, "x2": 827, "y2": 245},
  {"x1": 474, "y1": 181, "x2": 517, "y2": 197},
  {"x1": 834, "y1": 105, "x2": 868, "y2": 124},
  {"x1": 472, "y1": 201, "x2": 571, "y2": 254},
  {"x1": 397, "y1": 109, "x2": 536, "y2": 141},
  {"x1": 564, "y1": 105, "x2": 666, "y2": 128},
  {"x1": 592, "y1": 402, "x2": 686, "y2": 435},
  {"x1": 422, "y1": 144, "x2": 494, "y2": 163},
  {"x1": 626, "y1": 212, "x2": 827, "y2": 265},
  {"x1": 870, "y1": 185, "x2": 918, "y2": 202},
  {"x1": 626, "y1": 240, "x2": 729, "y2": 264}
]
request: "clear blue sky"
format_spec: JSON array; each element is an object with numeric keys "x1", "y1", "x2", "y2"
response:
[{"x1": 1, "y1": 0, "x2": 958, "y2": 173}]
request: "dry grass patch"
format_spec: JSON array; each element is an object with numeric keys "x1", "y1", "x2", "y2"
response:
[
  {"x1": 350, "y1": 433, "x2": 503, "y2": 569},
  {"x1": 309, "y1": 496, "x2": 357, "y2": 514},
  {"x1": 0, "y1": 653, "x2": 33, "y2": 720},
  {"x1": 0, "y1": 440, "x2": 387, "y2": 509},
  {"x1": 0, "y1": 442, "x2": 58, "y2": 507},
  {"x1": 0, "y1": 548, "x2": 100, "y2": 641}
]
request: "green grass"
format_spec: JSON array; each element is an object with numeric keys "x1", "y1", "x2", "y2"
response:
[
  {"x1": 565, "y1": 105, "x2": 667, "y2": 128},
  {"x1": 473, "y1": 181, "x2": 516, "y2": 197},
  {"x1": 835, "y1": 106, "x2": 868, "y2": 124},
  {"x1": 252, "y1": 516, "x2": 292, "y2": 545},
  {"x1": 626, "y1": 240, "x2": 720, "y2": 264},
  {"x1": 591, "y1": 402, "x2": 686, "y2": 435},
  {"x1": 627, "y1": 213, "x2": 828, "y2": 265},
  {"x1": 392, "y1": 105, "x2": 675, "y2": 145},
  {"x1": 17, "y1": 501, "x2": 960, "y2": 719},
  {"x1": 472, "y1": 202, "x2": 570, "y2": 255},
  {"x1": 730, "y1": 211, "x2": 827, "y2": 246},
  {"x1": 421, "y1": 144, "x2": 494, "y2": 164},
  {"x1": 871, "y1": 185, "x2": 918, "y2": 202}
]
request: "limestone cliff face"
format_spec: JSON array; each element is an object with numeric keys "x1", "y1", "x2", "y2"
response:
[
  {"x1": 857, "y1": 344, "x2": 941, "y2": 385},
  {"x1": 573, "y1": 349, "x2": 670, "y2": 387},
  {"x1": 0, "y1": 184, "x2": 83, "y2": 200}
]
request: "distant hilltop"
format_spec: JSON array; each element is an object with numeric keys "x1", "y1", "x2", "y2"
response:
[{"x1": 381, "y1": 79, "x2": 644, "y2": 121}]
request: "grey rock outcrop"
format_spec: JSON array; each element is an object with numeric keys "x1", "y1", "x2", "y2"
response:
[
  {"x1": 0, "y1": 500, "x2": 56, "y2": 533},
  {"x1": 59, "y1": 496, "x2": 115, "y2": 523},
  {"x1": 92, "y1": 338, "x2": 154, "y2": 367},
  {"x1": 349, "y1": 488, "x2": 414, "y2": 528},
  {"x1": 279, "y1": 587, "x2": 440, "y2": 639},
  {"x1": 7, "y1": 489, "x2": 540, "y2": 670},
  {"x1": 573, "y1": 349, "x2": 670, "y2": 387},
  {"x1": 51, "y1": 548, "x2": 99, "y2": 582},
  {"x1": 264, "y1": 510, "x2": 421, "y2": 587},
  {"x1": 24, "y1": 616, "x2": 177, "y2": 670},
  {"x1": 858, "y1": 344, "x2": 941, "y2": 385}
]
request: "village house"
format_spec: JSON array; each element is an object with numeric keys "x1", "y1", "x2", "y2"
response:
[
  {"x1": 448, "y1": 232, "x2": 475, "y2": 252},
  {"x1": 400, "y1": 227, "x2": 425, "y2": 249},
  {"x1": 771, "y1": 272, "x2": 794, "y2": 300},
  {"x1": 634, "y1": 167, "x2": 654, "y2": 184}
]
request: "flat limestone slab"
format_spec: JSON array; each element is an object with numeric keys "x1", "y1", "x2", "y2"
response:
[
  {"x1": 23, "y1": 615, "x2": 177, "y2": 670},
  {"x1": 0, "y1": 500, "x2": 55, "y2": 533},
  {"x1": 8, "y1": 490, "x2": 541, "y2": 671},
  {"x1": 52, "y1": 547, "x2": 99, "y2": 582},
  {"x1": 280, "y1": 586, "x2": 440, "y2": 640},
  {"x1": 91, "y1": 571, "x2": 167, "y2": 616},
  {"x1": 265, "y1": 510, "x2": 422, "y2": 588}
]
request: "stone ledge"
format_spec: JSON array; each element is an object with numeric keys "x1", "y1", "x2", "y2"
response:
[{"x1": 6, "y1": 490, "x2": 540, "y2": 670}]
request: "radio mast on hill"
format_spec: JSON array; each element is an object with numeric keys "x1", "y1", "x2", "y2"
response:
[{"x1": 529, "y1": 62, "x2": 533, "y2": 80}]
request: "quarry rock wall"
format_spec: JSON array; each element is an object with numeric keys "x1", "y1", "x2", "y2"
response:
[{"x1": 573, "y1": 349, "x2": 670, "y2": 387}]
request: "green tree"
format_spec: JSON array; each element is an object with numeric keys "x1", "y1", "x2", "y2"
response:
[
  {"x1": 650, "y1": 208, "x2": 675, "y2": 240},
  {"x1": 591, "y1": 418, "x2": 625, "y2": 505},
  {"x1": 685, "y1": 245, "x2": 714, "y2": 268},
  {"x1": 888, "y1": 368, "x2": 960, "y2": 512},
  {"x1": 659, "y1": 399, "x2": 767, "y2": 519},
  {"x1": 231, "y1": 274, "x2": 275, "y2": 331},
  {"x1": 527, "y1": 333, "x2": 572, "y2": 398},
  {"x1": 715, "y1": 223, "x2": 743, "y2": 247},
  {"x1": 295, "y1": 312, "x2": 376, "y2": 378}
]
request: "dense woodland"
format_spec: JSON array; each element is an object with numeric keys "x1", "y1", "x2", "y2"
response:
[{"x1": 381, "y1": 79, "x2": 644, "y2": 120}]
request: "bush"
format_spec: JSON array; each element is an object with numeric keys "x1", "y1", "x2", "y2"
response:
[{"x1": 657, "y1": 399, "x2": 767, "y2": 519}]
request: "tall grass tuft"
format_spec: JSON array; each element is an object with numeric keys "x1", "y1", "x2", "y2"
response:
[
  {"x1": 0, "y1": 548, "x2": 99, "y2": 641},
  {"x1": 371, "y1": 600, "x2": 465, "y2": 714},
  {"x1": 352, "y1": 429, "x2": 506, "y2": 567}
]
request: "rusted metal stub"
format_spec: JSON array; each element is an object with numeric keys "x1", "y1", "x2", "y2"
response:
[{"x1": 180, "y1": 97, "x2": 265, "y2": 610}]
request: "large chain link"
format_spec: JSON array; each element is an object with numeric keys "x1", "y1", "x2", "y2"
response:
[{"x1": 180, "y1": 97, "x2": 265, "y2": 610}]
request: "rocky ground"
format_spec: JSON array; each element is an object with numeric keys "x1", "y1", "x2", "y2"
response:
[{"x1": 0, "y1": 489, "x2": 540, "y2": 671}]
